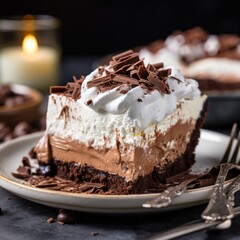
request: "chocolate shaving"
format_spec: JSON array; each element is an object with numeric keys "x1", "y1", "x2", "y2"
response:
[
  {"x1": 147, "y1": 72, "x2": 170, "y2": 94},
  {"x1": 79, "y1": 182, "x2": 105, "y2": 193},
  {"x1": 50, "y1": 49, "x2": 175, "y2": 98},
  {"x1": 22, "y1": 156, "x2": 31, "y2": 167},
  {"x1": 152, "y1": 62, "x2": 164, "y2": 69},
  {"x1": 158, "y1": 68, "x2": 172, "y2": 79},
  {"x1": 112, "y1": 50, "x2": 134, "y2": 61},
  {"x1": 11, "y1": 172, "x2": 30, "y2": 179},
  {"x1": 87, "y1": 75, "x2": 111, "y2": 88},
  {"x1": 50, "y1": 86, "x2": 66, "y2": 94},
  {"x1": 111, "y1": 53, "x2": 140, "y2": 71},
  {"x1": 137, "y1": 65, "x2": 149, "y2": 79},
  {"x1": 50, "y1": 76, "x2": 84, "y2": 100},
  {"x1": 87, "y1": 50, "x2": 174, "y2": 94},
  {"x1": 113, "y1": 74, "x2": 139, "y2": 85}
]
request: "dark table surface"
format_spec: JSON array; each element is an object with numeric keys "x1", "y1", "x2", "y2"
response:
[{"x1": 0, "y1": 56, "x2": 240, "y2": 240}]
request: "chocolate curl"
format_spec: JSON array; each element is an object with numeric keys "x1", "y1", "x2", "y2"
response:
[
  {"x1": 88, "y1": 50, "x2": 172, "y2": 95},
  {"x1": 50, "y1": 86, "x2": 66, "y2": 94}
]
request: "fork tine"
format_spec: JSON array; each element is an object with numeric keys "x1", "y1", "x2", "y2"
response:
[
  {"x1": 220, "y1": 123, "x2": 238, "y2": 164},
  {"x1": 229, "y1": 130, "x2": 240, "y2": 164}
]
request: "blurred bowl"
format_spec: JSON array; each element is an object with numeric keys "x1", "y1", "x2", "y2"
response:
[{"x1": 0, "y1": 84, "x2": 43, "y2": 126}]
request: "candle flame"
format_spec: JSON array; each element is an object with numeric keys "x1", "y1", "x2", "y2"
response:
[{"x1": 22, "y1": 34, "x2": 38, "y2": 55}]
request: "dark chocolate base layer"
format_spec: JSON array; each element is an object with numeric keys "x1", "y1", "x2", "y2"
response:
[{"x1": 39, "y1": 102, "x2": 208, "y2": 195}]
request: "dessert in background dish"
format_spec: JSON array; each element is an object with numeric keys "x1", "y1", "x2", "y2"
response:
[
  {"x1": 34, "y1": 50, "x2": 207, "y2": 194},
  {"x1": 0, "y1": 84, "x2": 43, "y2": 126},
  {"x1": 139, "y1": 27, "x2": 240, "y2": 91}
]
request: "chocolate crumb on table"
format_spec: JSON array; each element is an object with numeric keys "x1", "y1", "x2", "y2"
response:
[
  {"x1": 47, "y1": 217, "x2": 55, "y2": 223},
  {"x1": 91, "y1": 232, "x2": 100, "y2": 236}
]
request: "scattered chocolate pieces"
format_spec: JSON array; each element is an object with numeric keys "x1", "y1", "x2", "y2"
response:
[
  {"x1": 50, "y1": 50, "x2": 174, "y2": 98},
  {"x1": 22, "y1": 156, "x2": 31, "y2": 167},
  {"x1": 0, "y1": 115, "x2": 46, "y2": 144},
  {"x1": 50, "y1": 76, "x2": 85, "y2": 100},
  {"x1": 11, "y1": 160, "x2": 32, "y2": 180},
  {"x1": 0, "y1": 84, "x2": 31, "y2": 108},
  {"x1": 26, "y1": 175, "x2": 106, "y2": 194},
  {"x1": 87, "y1": 50, "x2": 172, "y2": 94},
  {"x1": 57, "y1": 209, "x2": 77, "y2": 224},
  {"x1": 0, "y1": 208, "x2": 2, "y2": 216}
]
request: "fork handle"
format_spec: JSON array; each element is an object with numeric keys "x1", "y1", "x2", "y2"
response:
[
  {"x1": 201, "y1": 163, "x2": 234, "y2": 221},
  {"x1": 143, "y1": 177, "x2": 197, "y2": 208}
]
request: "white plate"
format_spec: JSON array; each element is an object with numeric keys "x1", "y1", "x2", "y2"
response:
[{"x1": 0, "y1": 130, "x2": 231, "y2": 214}]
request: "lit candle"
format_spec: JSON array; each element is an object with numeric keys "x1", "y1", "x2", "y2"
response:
[{"x1": 0, "y1": 34, "x2": 59, "y2": 91}]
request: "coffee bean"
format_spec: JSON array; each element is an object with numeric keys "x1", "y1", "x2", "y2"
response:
[
  {"x1": 57, "y1": 209, "x2": 77, "y2": 224},
  {"x1": 13, "y1": 122, "x2": 32, "y2": 137}
]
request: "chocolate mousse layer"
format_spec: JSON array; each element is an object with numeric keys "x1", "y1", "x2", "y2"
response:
[{"x1": 37, "y1": 102, "x2": 207, "y2": 194}]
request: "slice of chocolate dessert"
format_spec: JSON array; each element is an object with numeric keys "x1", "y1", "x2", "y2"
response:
[
  {"x1": 139, "y1": 27, "x2": 240, "y2": 91},
  {"x1": 34, "y1": 50, "x2": 207, "y2": 194}
]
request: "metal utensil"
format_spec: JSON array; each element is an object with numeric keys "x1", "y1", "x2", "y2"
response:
[
  {"x1": 147, "y1": 176, "x2": 240, "y2": 240},
  {"x1": 201, "y1": 127, "x2": 240, "y2": 221},
  {"x1": 146, "y1": 206, "x2": 240, "y2": 240},
  {"x1": 143, "y1": 123, "x2": 239, "y2": 209}
]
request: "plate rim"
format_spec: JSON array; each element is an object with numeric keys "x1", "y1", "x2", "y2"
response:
[
  {"x1": 0, "y1": 129, "x2": 229, "y2": 197},
  {"x1": 0, "y1": 129, "x2": 233, "y2": 213}
]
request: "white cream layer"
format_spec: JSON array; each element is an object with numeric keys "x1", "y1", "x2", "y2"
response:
[
  {"x1": 186, "y1": 58, "x2": 240, "y2": 82},
  {"x1": 46, "y1": 94, "x2": 207, "y2": 149}
]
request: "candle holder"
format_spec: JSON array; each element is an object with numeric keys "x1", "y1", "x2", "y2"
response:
[{"x1": 0, "y1": 15, "x2": 61, "y2": 92}]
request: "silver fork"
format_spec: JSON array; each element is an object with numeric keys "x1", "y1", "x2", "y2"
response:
[
  {"x1": 143, "y1": 123, "x2": 239, "y2": 209},
  {"x1": 201, "y1": 124, "x2": 240, "y2": 221}
]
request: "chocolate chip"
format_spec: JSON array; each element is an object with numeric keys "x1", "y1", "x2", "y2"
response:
[
  {"x1": 0, "y1": 208, "x2": 2, "y2": 215},
  {"x1": 57, "y1": 209, "x2": 77, "y2": 224}
]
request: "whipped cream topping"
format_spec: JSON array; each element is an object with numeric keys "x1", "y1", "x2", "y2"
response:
[
  {"x1": 81, "y1": 51, "x2": 200, "y2": 130},
  {"x1": 186, "y1": 58, "x2": 240, "y2": 81}
]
